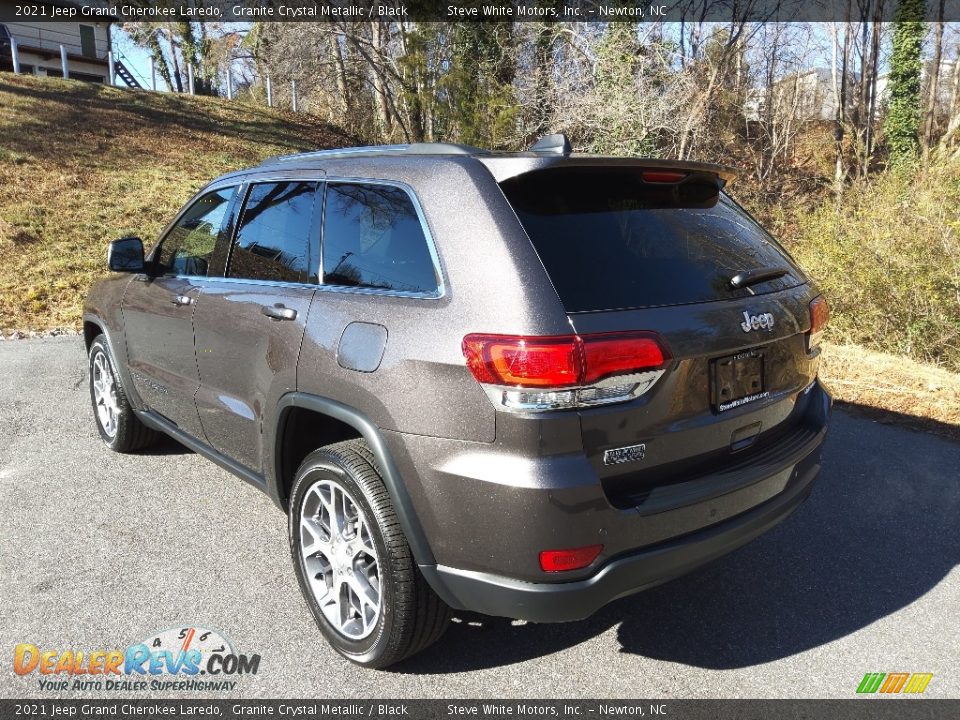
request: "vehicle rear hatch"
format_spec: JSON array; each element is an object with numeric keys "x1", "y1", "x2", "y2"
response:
[{"x1": 496, "y1": 162, "x2": 825, "y2": 514}]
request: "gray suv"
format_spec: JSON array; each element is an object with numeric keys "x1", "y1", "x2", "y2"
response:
[{"x1": 84, "y1": 136, "x2": 831, "y2": 668}]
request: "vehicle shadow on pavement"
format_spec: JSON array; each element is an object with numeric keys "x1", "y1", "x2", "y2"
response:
[
  {"x1": 137, "y1": 434, "x2": 193, "y2": 456},
  {"x1": 393, "y1": 407, "x2": 960, "y2": 672}
]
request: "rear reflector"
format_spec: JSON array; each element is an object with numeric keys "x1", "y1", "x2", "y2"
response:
[
  {"x1": 808, "y1": 295, "x2": 829, "y2": 350},
  {"x1": 641, "y1": 170, "x2": 687, "y2": 183},
  {"x1": 539, "y1": 544, "x2": 603, "y2": 572}
]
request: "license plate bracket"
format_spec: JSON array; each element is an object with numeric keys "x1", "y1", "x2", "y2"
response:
[{"x1": 712, "y1": 349, "x2": 766, "y2": 412}]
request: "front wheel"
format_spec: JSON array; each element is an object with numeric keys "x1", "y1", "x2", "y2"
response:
[
  {"x1": 88, "y1": 335, "x2": 158, "y2": 452},
  {"x1": 289, "y1": 440, "x2": 450, "y2": 668}
]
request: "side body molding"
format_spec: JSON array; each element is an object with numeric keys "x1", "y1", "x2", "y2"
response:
[{"x1": 271, "y1": 393, "x2": 437, "y2": 567}]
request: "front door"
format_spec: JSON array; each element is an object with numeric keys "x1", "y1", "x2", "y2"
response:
[
  {"x1": 122, "y1": 186, "x2": 236, "y2": 438},
  {"x1": 193, "y1": 180, "x2": 322, "y2": 473}
]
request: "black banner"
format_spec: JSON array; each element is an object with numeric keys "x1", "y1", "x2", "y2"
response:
[
  {"x1": 1, "y1": 700, "x2": 959, "y2": 720},
  {"x1": 3, "y1": 0, "x2": 960, "y2": 23}
]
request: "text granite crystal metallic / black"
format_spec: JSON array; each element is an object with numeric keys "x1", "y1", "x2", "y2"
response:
[{"x1": 82, "y1": 133, "x2": 832, "y2": 668}]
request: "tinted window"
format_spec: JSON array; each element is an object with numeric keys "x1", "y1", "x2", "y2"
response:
[
  {"x1": 500, "y1": 168, "x2": 804, "y2": 312},
  {"x1": 157, "y1": 187, "x2": 234, "y2": 277},
  {"x1": 228, "y1": 181, "x2": 320, "y2": 284},
  {"x1": 322, "y1": 183, "x2": 438, "y2": 294}
]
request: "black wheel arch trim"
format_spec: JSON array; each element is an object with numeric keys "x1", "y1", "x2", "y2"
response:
[
  {"x1": 270, "y1": 392, "x2": 437, "y2": 568},
  {"x1": 82, "y1": 313, "x2": 145, "y2": 411}
]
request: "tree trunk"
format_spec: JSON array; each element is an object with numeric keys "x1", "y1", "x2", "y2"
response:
[
  {"x1": 831, "y1": 22, "x2": 846, "y2": 193},
  {"x1": 167, "y1": 27, "x2": 183, "y2": 93},
  {"x1": 943, "y1": 45, "x2": 960, "y2": 143},
  {"x1": 329, "y1": 31, "x2": 351, "y2": 115},
  {"x1": 923, "y1": 0, "x2": 946, "y2": 149},
  {"x1": 369, "y1": 20, "x2": 393, "y2": 140}
]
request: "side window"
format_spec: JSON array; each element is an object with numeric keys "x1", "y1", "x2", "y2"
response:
[
  {"x1": 227, "y1": 181, "x2": 320, "y2": 284},
  {"x1": 156, "y1": 187, "x2": 235, "y2": 277},
  {"x1": 322, "y1": 183, "x2": 439, "y2": 294}
]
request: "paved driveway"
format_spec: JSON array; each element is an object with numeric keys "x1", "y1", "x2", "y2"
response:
[{"x1": 1, "y1": 338, "x2": 957, "y2": 698}]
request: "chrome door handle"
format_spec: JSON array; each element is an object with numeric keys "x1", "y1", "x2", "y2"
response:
[
  {"x1": 170, "y1": 294, "x2": 194, "y2": 306},
  {"x1": 261, "y1": 304, "x2": 297, "y2": 321}
]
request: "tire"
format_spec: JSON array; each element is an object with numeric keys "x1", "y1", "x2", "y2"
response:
[
  {"x1": 289, "y1": 439, "x2": 451, "y2": 668},
  {"x1": 88, "y1": 334, "x2": 158, "y2": 453}
]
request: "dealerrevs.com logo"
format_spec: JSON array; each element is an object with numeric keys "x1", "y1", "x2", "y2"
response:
[{"x1": 13, "y1": 626, "x2": 260, "y2": 692}]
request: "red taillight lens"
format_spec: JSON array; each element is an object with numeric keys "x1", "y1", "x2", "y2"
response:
[
  {"x1": 462, "y1": 335, "x2": 581, "y2": 387},
  {"x1": 808, "y1": 295, "x2": 829, "y2": 349},
  {"x1": 581, "y1": 333, "x2": 666, "y2": 385},
  {"x1": 540, "y1": 544, "x2": 604, "y2": 572},
  {"x1": 641, "y1": 170, "x2": 687, "y2": 183},
  {"x1": 462, "y1": 332, "x2": 668, "y2": 388}
]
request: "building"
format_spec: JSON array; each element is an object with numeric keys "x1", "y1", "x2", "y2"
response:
[{"x1": 0, "y1": 0, "x2": 115, "y2": 83}]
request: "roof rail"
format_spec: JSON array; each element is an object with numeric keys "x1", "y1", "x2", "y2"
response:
[{"x1": 260, "y1": 142, "x2": 488, "y2": 165}]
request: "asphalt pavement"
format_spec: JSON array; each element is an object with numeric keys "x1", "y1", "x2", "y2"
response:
[{"x1": 1, "y1": 337, "x2": 958, "y2": 698}]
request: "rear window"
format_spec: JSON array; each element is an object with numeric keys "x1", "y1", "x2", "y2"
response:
[{"x1": 500, "y1": 167, "x2": 804, "y2": 312}]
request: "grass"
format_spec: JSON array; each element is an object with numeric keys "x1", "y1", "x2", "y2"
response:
[
  {"x1": 775, "y1": 159, "x2": 960, "y2": 374},
  {"x1": 0, "y1": 73, "x2": 352, "y2": 330},
  {"x1": 819, "y1": 341, "x2": 960, "y2": 439}
]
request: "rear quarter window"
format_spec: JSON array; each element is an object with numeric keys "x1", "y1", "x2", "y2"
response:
[{"x1": 500, "y1": 167, "x2": 804, "y2": 312}]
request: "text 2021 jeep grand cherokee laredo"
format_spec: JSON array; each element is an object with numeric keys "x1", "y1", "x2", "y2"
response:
[{"x1": 83, "y1": 135, "x2": 831, "y2": 668}]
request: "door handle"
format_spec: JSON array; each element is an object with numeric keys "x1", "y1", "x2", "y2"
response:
[
  {"x1": 170, "y1": 294, "x2": 194, "y2": 306},
  {"x1": 261, "y1": 304, "x2": 297, "y2": 321}
]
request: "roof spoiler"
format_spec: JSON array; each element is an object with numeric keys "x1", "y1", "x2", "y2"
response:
[{"x1": 529, "y1": 133, "x2": 572, "y2": 156}]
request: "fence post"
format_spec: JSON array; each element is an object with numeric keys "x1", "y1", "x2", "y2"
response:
[
  {"x1": 227, "y1": 67, "x2": 233, "y2": 100},
  {"x1": 60, "y1": 44, "x2": 69, "y2": 79},
  {"x1": 150, "y1": 57, "x2": 156, "y2": 91},
  {"x1": 266, "y1": 76, "x2": 272, "y2": 107},
  {"x1": 108, "y1": 53, "x2": 115, "y2": 85},
  {"x1": 188, "y1": 64, "x2": 195, "y2": 95},
  {"x1": 291, "y1": 79, "x2": 297, "y2": 113},
  {"x1": 10, "y1": 37, "x2": 19, "y2": 74}
]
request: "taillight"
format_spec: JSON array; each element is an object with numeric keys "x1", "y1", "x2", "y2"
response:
[
  {"x1": 462, "y1": 332, "x2": 669, "y2": 411},
  {"x1": 641, "y1": 170, "x2": 687, "y2": 183},
  {"x1": 808, "y1": 295, "x2": 829, "y2": 351},
  {"x1": 539, "y1": 544, "x2": 603, "y2": 572}
]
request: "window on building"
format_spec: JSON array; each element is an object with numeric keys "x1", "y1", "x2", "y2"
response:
[{"x1": 79, "y1": 25, "x2": 96, "y2": 59}]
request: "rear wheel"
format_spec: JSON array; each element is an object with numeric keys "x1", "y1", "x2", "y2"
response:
[
  {"x1": 88, "y1": 335, "x2": 158, "y2": 452},
  {"x1": 289, "y1": 439, "x2": 450, "y2": 668}
]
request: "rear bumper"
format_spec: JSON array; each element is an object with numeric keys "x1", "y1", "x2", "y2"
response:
[{"x1": 422, "y1": 450, "x2": 821, "y2": 622}]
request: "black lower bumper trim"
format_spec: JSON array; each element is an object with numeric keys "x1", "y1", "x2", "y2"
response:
[{"x1": 422, "y1": 458, "x2": 821, "y2": 623}]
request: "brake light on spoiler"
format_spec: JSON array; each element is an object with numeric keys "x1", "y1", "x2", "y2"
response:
[{"x1": 462, "y1": 332, "x2": 670, "y2": 411}]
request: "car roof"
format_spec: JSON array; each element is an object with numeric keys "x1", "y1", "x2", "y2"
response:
[{"x1": 211, "y1": 135, "x2": 737, "y2": 187}]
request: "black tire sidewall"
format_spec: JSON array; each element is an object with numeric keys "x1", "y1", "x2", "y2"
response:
[
  {"x1": 88, "y1": 337, "x2": 125, "y2": 449},
  {"x1": 289, "y1": 455, "x2": 397, "y2": 665}
]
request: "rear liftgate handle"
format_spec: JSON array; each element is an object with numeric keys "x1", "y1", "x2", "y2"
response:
[{"x1": 261, "y1": 303, "x2": 298, "y2": 321}]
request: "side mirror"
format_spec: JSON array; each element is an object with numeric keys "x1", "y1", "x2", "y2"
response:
[{"x1": 108, "y1": 237, "x2": 145, "y2": 273}]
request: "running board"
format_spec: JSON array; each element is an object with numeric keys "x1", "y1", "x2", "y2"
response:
[{"x1": 137, "y1": 409, "x2": 267, "y2": 491}]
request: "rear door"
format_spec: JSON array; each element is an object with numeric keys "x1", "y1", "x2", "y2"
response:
[
  {"x1": 193, "y1": 179, "x2": 322, "y2": 473},
  {"x1": 499, "y1": 166, "x2": 822, "y2": 506},
  {"x1": 122, "y1": 186, "x2": 236, "y2": 439}
]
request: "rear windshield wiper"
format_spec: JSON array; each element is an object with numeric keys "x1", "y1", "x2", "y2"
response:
[{"x1": 729, "y1": 266, "x2": 790, "y2": 290}]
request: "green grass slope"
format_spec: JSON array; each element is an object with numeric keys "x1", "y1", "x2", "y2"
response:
[{"x1": 0, "y1": 74, "x2": 352, "y2": 330}]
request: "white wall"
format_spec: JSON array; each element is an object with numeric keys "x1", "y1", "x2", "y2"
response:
[{"x1": 6, "y1": 20, "x2": 109, "y2": 60}]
